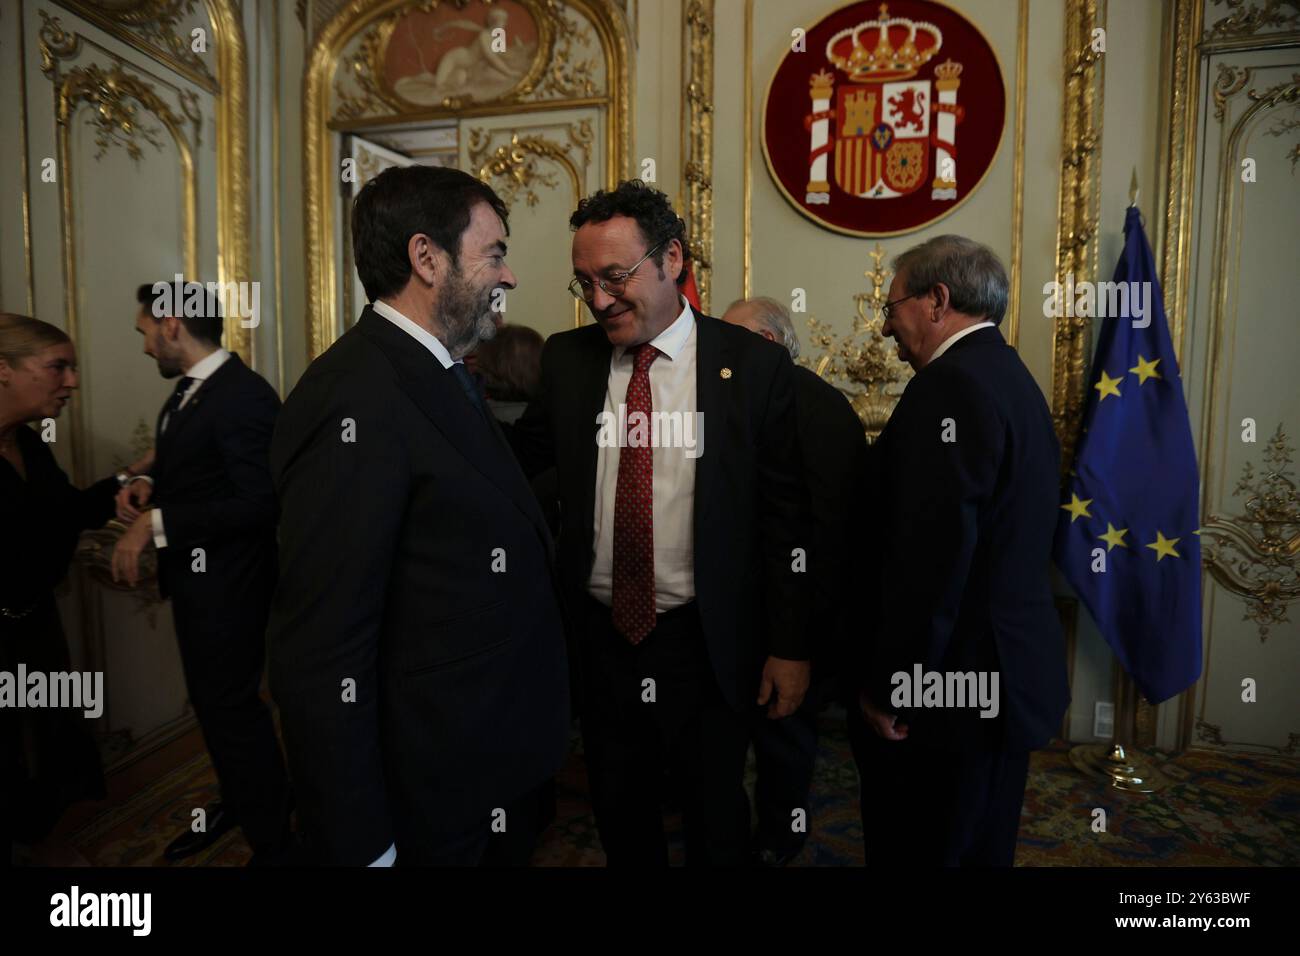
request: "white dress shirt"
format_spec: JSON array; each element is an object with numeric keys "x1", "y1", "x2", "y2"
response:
[
  {"x1": 372, "y1": 299, "x2": 455, "y2": 369},
  {"x1": 927, "y1": 321, "x2": 996, "y2": 365},
  {"x1": 588, "y1": 296, "x2": 697, "y2": 611},
  {"x1": 150, "y1": 348, "x2": 231, "y2": 549}
]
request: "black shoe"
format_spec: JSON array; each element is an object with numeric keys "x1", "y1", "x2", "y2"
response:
[
  {"x1": 752, "y1": 845, "x2": 801, "y2": 867},
  {"x1": 164, "y1": 801, "x2": 235, "y2": 862}
]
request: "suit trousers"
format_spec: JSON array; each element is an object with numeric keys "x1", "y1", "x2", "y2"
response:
[
  {"x1": 171, "y1": 589, "x2": 291, "y2": 856},
  {"x1": 578, "y1": 595, "x2": 751, "y2": 866},
  {"x1": 846, "y1": 703, "x2": 1029, "y2": 867},
  {"x1": 393, "y1": 784, "x2": 547, "y2": 866}
]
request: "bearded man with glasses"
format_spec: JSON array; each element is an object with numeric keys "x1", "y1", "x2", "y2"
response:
[{"x1": 506, "y1": 180, "x2": 810, "y2": 866}]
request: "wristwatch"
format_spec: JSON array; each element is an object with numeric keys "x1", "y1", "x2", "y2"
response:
[{"x1": 116, "y1": 471, "x2": 132, "y2": 487}]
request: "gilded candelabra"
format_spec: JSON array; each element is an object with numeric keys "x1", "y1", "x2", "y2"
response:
[{"x1": 801, "y1": 244, "x2": 913, "y2": 441}]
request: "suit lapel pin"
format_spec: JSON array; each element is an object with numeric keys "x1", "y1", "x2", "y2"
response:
[{"x1": 720, "y1": 367, "x2": 732, "y2": 380}]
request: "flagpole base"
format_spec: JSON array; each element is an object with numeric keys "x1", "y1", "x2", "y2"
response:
[{"x1": 1069, "y1": 742, "x2": 1167, "y2": 794}]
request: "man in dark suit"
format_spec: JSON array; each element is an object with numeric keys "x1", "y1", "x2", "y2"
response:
[
  {"x1": 266, "y1": 166, "x2": 569, "y2": 866},
  {"x1": 850, "y1": 235, "x2": 1070, "y2": 866},
  {"x1": 111, "y1": 281, "x2": 291, "y2": 863},
  {"x1": 507, "y1": 181, "x2": 809, "y2": 866},
  {"x1": 721, "y1": 296, "x2": 868, "y2": 866}
]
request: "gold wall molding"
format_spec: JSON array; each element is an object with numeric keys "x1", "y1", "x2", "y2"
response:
[
  {"x1": 467, "y1": 119, "x2": 591, "y2": 209},
  {"x1": 18, "y1": 0, "x2": 36, "y2": 315},
  {"x1": 1213, "y1": 63, "x2": 1253, "y2": 121},
  {"x1": 40, "y1": 15, "x2": 199, "y2": 484},
  {"x1": 206, "y1": 0, "x2": 252, "y2": 361},
  {"x1": 1205, "y1": 0, "x2": 1300, "y2": 40},
  {"x1": 1159, "y1": 0, "x2": 1204, "y2": 373},
  {"x1": 304, "y1": 0, "x2": 632, "y2": 359},
  {"x1": 51, "y1": 0, "x2": 219, "y2": 94},
  {"x1": 1049, "y1": 0, "x2": 1105, "y2": 474},
  {"x1": 741, "y1": 0, "x2": 752, "y2": 299},
  {"x1": 1196, "y1": 719, "x2": 1300, "y2": 756},
  {"x1": 44, "y1": 1, "x2": 254, "y2": 361},
  {"x1": 682, "y1": 0, "x2": 713, "y2": 312},
  {"x1": 1187, "y1": 47, "x2": 1299, "y2": 753},
  {"x1": 1201, "y1": 424, "x2": 1300, "y2": 640}
]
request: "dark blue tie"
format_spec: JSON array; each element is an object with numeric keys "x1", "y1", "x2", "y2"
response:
[
  {"x1": 161, "y1": 376, "x2": 194, "y2": 434},
  {"x1": 448, "y1": 363, "x2": 490, "y2": 424}
]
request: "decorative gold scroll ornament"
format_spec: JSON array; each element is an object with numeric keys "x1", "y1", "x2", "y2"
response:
[
  {"x1": 467, "y1": 119, "x2": 591, "y2": 209},
  {"x1": 52, "y1": 0, "x2": 218, "y2": 90},
  {"x1": 1201, "y1": 424, "x2": 1300, "y2": 640},
  {"x1": 1205, "y1": 0, "x2": 1300, "y2": 39},
  {"x1": 802, "y1": 244, "x2": 912, "y2": 442}
]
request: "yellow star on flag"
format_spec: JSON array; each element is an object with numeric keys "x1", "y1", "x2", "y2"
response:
[
  {"x1": 1094, "y1": 370, "x2": 1123, "y2": 401},
  {"x1": 1097, "y1": 523, "x2": 1129, "y2": 551},
  {"x1": 1061, "y1": 493, "x2": 1093, "y2": 522},
  {"x1": 1145, "y1": 530, "x2": 1181, "y2": 561},
  {"x1": 1130, "y1": 354, "x2": 1162, "y2": 385}
]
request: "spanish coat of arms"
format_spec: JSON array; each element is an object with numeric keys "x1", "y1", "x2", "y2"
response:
[{"x1": 762, "y1": 1, "x2": 1006, "y2": 237}]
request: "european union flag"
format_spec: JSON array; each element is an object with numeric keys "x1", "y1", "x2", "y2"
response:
[{"x1": 1053, "y1": 206, "x2": 1202, "y2": 704}]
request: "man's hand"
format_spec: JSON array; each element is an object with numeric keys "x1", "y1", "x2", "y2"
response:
[
  {"x1": 110, "y1": 512, "x2": 154, "y2": 587},
  {"x1": 115, "y1": 479, "x2": 154, "y2": 522},
  {"x1": 126, "y1": 448, "x2": 155, "y2": 476},
  {"x1": 859, "y1": 691, "x2": 909, "y2": 741},
  {"x1": 757, "y1": 656, "x2": 810, "y2": 719}
]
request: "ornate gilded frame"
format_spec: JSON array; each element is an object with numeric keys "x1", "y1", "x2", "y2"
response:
[{"x1": 304, "y1": 0, "x2": 632, "y2": 359}]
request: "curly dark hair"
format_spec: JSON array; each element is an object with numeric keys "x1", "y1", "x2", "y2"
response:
[{"x1": 569, "y1": 180, "x2": 692, "y2": 286}]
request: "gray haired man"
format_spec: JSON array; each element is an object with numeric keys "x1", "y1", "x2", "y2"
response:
[
  {"x1": 722, "y1": 296, "x2": 868, "y2": 865},
  {"x1": 853, "y1": 235, "x2": 1068, "y2": 866}
]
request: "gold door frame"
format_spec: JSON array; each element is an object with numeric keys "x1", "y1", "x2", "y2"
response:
[{"x1": 303, "y1": 0, "x2": 633, "y2": 360}]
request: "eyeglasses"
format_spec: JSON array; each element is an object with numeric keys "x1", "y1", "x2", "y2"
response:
[
  {"x1": 568, "y1": 239, "x2": 668, "y2": 302},
  {"x1": 881, "y1": 291, "x2": 923, "y2": 322}
]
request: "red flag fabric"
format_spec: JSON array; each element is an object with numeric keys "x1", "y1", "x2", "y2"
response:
[{"x1": 681, "y1": 263, "x2": 701, "y2": 311}]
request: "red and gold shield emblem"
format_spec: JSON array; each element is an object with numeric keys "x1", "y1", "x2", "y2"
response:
[{"x1": 763, "y1": 1, "x2": 1006, "y2": 237}]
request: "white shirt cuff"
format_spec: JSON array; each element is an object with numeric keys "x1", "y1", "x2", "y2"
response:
[
  {"x1": 151, "y1": 508, "x2": 168, "y2": 549},
  {"x1": 369, "y1": 843, "x2": 396, "y2": 867}
]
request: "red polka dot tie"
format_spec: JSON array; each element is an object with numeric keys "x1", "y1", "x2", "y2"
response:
[{"x1": 611, "y1": 342, "x2": 660, "y2": 644}]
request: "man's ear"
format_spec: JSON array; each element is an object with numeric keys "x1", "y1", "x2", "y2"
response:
[
  {"x1": 761, "y1": 329, "x2": 777, "y2": 345},
  {"x1": 161, "y1": 315, "x2": 183, "y2": 341},
  {"x1": 408, "y1": 233, "x2": 440, "y2": 287},
  {"x1": 666, "y1": 237, "x2": 684, "y2": 283},
  {"x1": 930, "y1": 282, "x2": 951, "y2": 320}
]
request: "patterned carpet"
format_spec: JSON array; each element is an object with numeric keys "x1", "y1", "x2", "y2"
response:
[{"x1": 67, "y1": 709, "x2": 1299, "y2": 866}]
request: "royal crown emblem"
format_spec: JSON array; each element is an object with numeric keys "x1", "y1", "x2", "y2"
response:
[{"x1": 763, "y1": 1, "x2": 1005, "y2": 237}]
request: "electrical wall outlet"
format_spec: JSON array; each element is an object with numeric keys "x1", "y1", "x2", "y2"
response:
[{"x1": 1094, "y1": 701, "x2": 1115, "y2": 739}]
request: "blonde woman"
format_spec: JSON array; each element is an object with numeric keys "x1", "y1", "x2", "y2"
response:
[{"x1": 0, "y1": 313, "x2": 133, "y2": 864}]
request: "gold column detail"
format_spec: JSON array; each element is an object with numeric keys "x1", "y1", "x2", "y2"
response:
[
  {"x1": 1049, "y1": 0, "x2": 1105, "y2": 472},
  {"x1": 1159, "y1": 0, "x2": 1204, "y2": 364},
  {"x1": 682, "y1": 0, "x2": 713, "y2": 313},
  {"x1": 207, "y1": 0, "x2": 253, "y2": 361}
]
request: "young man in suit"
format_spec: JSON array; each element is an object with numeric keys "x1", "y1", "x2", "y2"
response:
[
  {"x1": 507, "y1": 181, "x2": 810, "y2": 866},
  {"x1": 721, "y1": 297, "x2": 868, "y2": 866},
  {"x1": 851, "y1": 235, "x2": 1070, "y2": 866},
  {"x1": 267, "y1": 166, "x2": 569, "y2": 866},
  {"x1": 111, "y1": 281, "x2": 291, "y2": 863}
]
